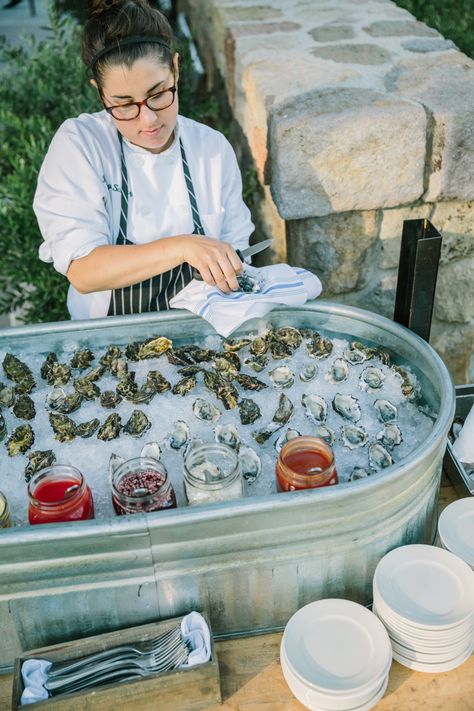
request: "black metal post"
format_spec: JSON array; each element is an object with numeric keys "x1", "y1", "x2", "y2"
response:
[{"x1": 393, "y1": 219, "x2": 442, "y2": 342}]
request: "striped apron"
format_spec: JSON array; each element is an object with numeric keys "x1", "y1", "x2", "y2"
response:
[{"x1": 108, "y1": 133, "x2": 205, "y2": 316}]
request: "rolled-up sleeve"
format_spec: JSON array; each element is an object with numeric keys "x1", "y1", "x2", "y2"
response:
[
  {"x1": 34, "y1": 122, "x2": 112, "y2": 276},
  {"x1": 219, "y1": 136, "x2": 254, "y2": 252}
]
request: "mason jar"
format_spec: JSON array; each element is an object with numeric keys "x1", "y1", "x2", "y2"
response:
[
  {"x1": 111, "y1": 457, "x2": 177, "y2": 515},
  {"x1": 276, "y1": 436, "x2": 338, "y2": 492},
  {"x1": 183, "y1": 443, "x2": 243, "y2": 506},
  {"x1": 28, "y1": 465, "x2": 95, "y2": 525},
  {"x1": 0, "y1": 491, "x2": 11, "y2": 529}
]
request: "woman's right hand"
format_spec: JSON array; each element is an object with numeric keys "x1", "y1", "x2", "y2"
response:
[{"x1": 179, "y1": 235, "x2": 243, "y2": 292}]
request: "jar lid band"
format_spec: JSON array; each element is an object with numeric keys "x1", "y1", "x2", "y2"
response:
[{"x1": 90, "y1": 36, "x2": 170, "y2": 68}]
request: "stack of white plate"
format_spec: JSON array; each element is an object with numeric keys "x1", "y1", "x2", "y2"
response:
[
  {"x1": 280, "y1": 599, "x2": 392, "y2": 711},
  {"x1": 438, "y1": 498, "x2": 474, "y2": 569},
  {"x1": 373, "y1": 544, "x2": 474, "y2": 672}
]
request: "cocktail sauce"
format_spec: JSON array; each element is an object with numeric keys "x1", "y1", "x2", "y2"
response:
[
  {"x1": 28, "y1": 465, "x2": 95, "y2": 524},
  {"x1": 276, "y1": 436, "x2": 338, "y2": 492}
]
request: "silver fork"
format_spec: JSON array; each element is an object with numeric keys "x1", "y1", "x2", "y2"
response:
[{"x1": 47, "y1": 624, "x2": 181, "y2": 678}]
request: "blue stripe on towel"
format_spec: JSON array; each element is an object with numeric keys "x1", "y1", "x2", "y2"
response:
[{"x1": 198, "y1": 281, "x2": 307, "y2": 318}]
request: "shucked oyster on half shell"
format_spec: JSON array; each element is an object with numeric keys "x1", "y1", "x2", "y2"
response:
[
  {"x1": 238, "y1": 398, "x2": 261, "y2": 425},
  {"x1": 299, "y1": 362, "x2": 318, "y2": 382},
  {"x1": 368, "y1": 442, "x2": 393, "y2": 469},
  {"x1": 376, "y1": 423, "x2": 402, "y2": 449},
  {"x1": 302, "y1": 394, "x2": 327, "y2": 423},
  {"x1": 332, "y1": 393, "x2": 361, "y2": 423},
  {"x1": 167, "y1": 420, "x2": 190, "y2": 450},
  {"x1": 314, "y1": 424, "x2": 336, "y2": 446},
  {"x1": 193, "y1": 398, "x2": 221, "y2": 422},
  {"x1": 374, "y1": 399, "x2": 398, "y2": 423},
  {"x1": 7, "y1": 424, "x2": 35, "y2": 456},
  {"x1": 137, "y1": 336, "x2": 173, "y2": 360},
  {"x1": 46, "y1": 387, "x2": 83, "y2": 414},
  {"x1": 214, "y1": 423, "x2": 240, "y2": 450},
  {"x1": 359, "y1": 366, "x2": 385, "y2": 391},
  {"x1": 269, "y1": 366, "x2": 294, "y2": 388},
  {"x1": 275, "y1": 428, "x2": 301, "y2": 453},
  {"x1": 341, "y1": 424, "x2": 368, "y2": 450},
  {"x1": 326, "y1": 358, "x2": 349, "y2": 384},
  {"x1": 239, "y1": 445, "x2": 262, "y2": 483}
]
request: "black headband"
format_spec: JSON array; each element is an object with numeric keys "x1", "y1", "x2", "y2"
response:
[{"x1": 90, "y1": 36, "x2": 170, "y2": 68}]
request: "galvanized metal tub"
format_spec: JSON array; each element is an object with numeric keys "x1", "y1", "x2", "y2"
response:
[{"x1": 0, "y1": 302, "x2": 455, "y2": 670}]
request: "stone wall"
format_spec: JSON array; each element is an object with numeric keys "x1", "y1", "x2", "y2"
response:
[{"x1": 180, "y1": 0, "x2": 474, "y2": 384}]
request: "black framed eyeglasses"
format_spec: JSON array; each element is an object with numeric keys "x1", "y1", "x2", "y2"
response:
[{"x1": 102, "y1": 86, "x2": 176, "y2": 121}]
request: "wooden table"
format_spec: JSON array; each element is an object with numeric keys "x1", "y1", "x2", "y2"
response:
[{"x1": 1, "y1": 474, "x2": 473, "y2": 711}]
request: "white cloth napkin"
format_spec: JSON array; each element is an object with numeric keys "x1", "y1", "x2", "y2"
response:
[
  {"x1": 452, "y1": 404, "x2": 474, "y2": 465},
  {"x1": 169, "y1": 263, "x2": 323, "y2": 337},
  {"x1": 20, "y1": 612, "x2": 211, "y2": 704}
]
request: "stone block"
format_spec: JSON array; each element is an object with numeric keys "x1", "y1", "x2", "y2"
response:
[
  {"x1": 364, "y1": 273, "x2": 398, "y2": 319},
  {"x1": 286, "y1": 210, "x2": 378, "y2": 295},
  {"x1": 433, "y1": 257, "x2": 474, "y2": 324},
  {"x1": 430, "y1": 320, "x2": 474, "y2": 384},
  {"x1": 379, "y1": 204, "x2": 432, "y2": 270},
  {"x1": 430, "y1": 201, "x2": 474, "y2": 264},
  {"x1": 269, "y1": 88, "x2": 426, "y2": 219},
  {"x1": 364, "y1": 20, "x2": 440, "y2": 37},
  {"x1": 387, "y1": 53, "x2": 474, "y2": 202},
  {"x1": 310, "y1": 43, "x2": 392, "y2": 65},
  {"x1": 309, "y1": 25, "x2": 356, "y2": 42}
]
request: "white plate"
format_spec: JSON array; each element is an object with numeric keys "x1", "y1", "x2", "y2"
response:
[
  {"x1": 282, "y1": 599, "x2": 391, "y2": 694},
  {"x1": 389, "y1": 636, "x2": 472, "y2": 663},
  {"x1": 392, "y1": 640, "x2": 474, "y2": 673},
  {"x1": 373, "y1": 545, "x2": 474, "y2": 628},
  {"x1": 372, "y1": 594, "x2": 473, "y2": 638},
  {"x1": 438, "y1": 498, "x2": 474, "y2": 567}
]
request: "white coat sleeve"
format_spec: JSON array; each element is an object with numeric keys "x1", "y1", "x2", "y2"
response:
[
  {"x1": 218, "y1": 137, "x2": 254, "y2": 252},
  {"x1": 33, "y1": 121, "x2": 113, "y2": 276}
]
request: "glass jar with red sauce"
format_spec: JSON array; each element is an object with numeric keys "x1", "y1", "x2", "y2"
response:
[
  {"x1": 111, "y1": 457, "x2": 177, "y2": 515},
  {"x1": 28, "y1": 465, "x2": 95, "y2": 525},
  {"x1": 276, "y1": 436, "x2": 338, "y2": 492}
]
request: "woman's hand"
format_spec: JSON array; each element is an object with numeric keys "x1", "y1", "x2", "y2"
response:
[{"x1": 180, "y1": 235, "x2": 243, "y2": 292}]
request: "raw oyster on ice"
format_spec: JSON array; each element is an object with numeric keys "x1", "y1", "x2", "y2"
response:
[
  {"x1": 235, "y1": 374, "x2": 267, "y2": 391},
  {"x1": 238, "y1": 398, "x2": 261, "y2": 425},
  {"x1": 368, "y1": 442, "x2": 393, "y2": 469},
  {"x1": 40, "y1": 353, "x2": 71, "y2": 387},
  {"x1": 49, "y1": 413, "x2": 76, "y2": 443},
  {"x1": 374, "y1": 399, "x2": 398, "y2": 423},
  {"x1": 244, "y1": 355, "x2": 268, "y2": 373},
  {"x1": 193, "y1": 398, "x2": 221, "y2": 422},
  {"x1": 302, "y1": 394, "x2": 327, "y2": 422},
  {"x1": 141, "y1": 441, "x2": 162, "y2": 461},
  {"x1": 223, "y1": 337, "x2": 251, "y2": 352},
  {"x1": 299, "y1": 363, "x2": 318, "y2": 382},
  {"x1": 97, "y1": 413, "x2": 122, "y2": 441},
  {"x1": 376, "y1": 423, "x2": 402, "y2": 449},
  {"x1": 249, "y1": 335, "x2": 268, "y2": 356},
  {"x1": 137, "y1": 336, "x2": 172, "y2": 360},
  {"x1": 306, "y1": 334, "x2": 333, "y2": 359},
  {"x1": 76, "y1": 418, "x2": 100, "y2": 438},
  {"x1": 275, "y1": 428, "x2": 301, "y2": 453},
  {"x1": 273, "y1": 393, "x2": 294, "y2": 424},
  {"x1": 167, "y1": 420, "x2": 190, "y2": 450},
  {"x1": 332, "y1": 393, "x2": 361, "y2": 423},
  {"x1": 123, "y1": 410, "x2": 151, "y2": 438},
  {"x1": 0, "y1": 382, "x2": 15, "y2": 407},
  {"x1": 269, "y1": 366, "x2": 294, "y2": 388},
  {"x1": 3, "y1": 353, "x2": 36, "y2": 393},
  {"x1": 326, "y1": 358, "x2": 349, "y2": 384},
  {"x1": 109, "y1": 452, "x2": 125, "y2": 478},
  {"x1": 314, "y1": 424, "x2": 336, "y2": 446},
  {"x1": 343, "y1": 341, "x2": 374, "y2": 365},
  {"x1": 239, "y1": 445, "x2": 262, "y2": 483},
  {"x1": 100, "y1": 345, "x2": 122, "y2": 369},
  {"x1": 214, "y1": 423, "x2": 240, "y2": 450},
  {"x1": 172, "y1": 375, "x2": 197, "y2": 396},
  {"x1": 349, "y1": 467, "x2": 372, "y2": 482},
  {"x1": 0, "y1": 412, "x2": 6, "y2": 441},
  {"x1": 24, "y1": 449, "x2": 56, "y2": 482},
  {"x1": 100, "y1": 390, "x2": 123, "y2": 409},
  {"x1": 341, "y1": 424, "x2": 368, "y2": 450},
  {"x1": 12, "y1": 394, "x2": 36, "y2": 420},
  {"x1": 70, "y1": 348, "x2": 95, "y2": 370},
  {"x1": 7, "y1": 424, "x2": 34, "y2": 455},
  {"x1": 252, "y1": 421, "x2": 283, "y2": 444},
  {"x1": 359, "y1": 367, "x2": 385, "y2": 391},
  {"x1": 46, "y1": 387, "x2": 83, "y2": 414}
]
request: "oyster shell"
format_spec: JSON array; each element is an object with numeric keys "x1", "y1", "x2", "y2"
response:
[
  {"x1": 299, "y1": 363, "x2": 318, "y2": 382},
  {"x1": 374, "y1": 399, "x2": 398, "y2": 423},
  {"x1": 100, "y1": 345, "x2": 122, "y2": 369},
  {"x1": 109, "y1": 358, "x2": 129, "y2": 378},
  {"x1": 40, "y1": 353, "x2": 71, "y2": 387},
  {"x1": 177, "y1": 365, "x2": 202, "y2": 377},
  {"x1": 269, "y1": 327, "x2": 302, "y2": 359},
  {"x1": 97, "y1": 413, "x2": 122, "y2": 441},
  {"x1": 3, "y1": 353, "x2": 36, "y2": 393},
  {"x1": 213, "y1": 354, "x2": 239, "y2": 379},
  {"x1": 237, "y1": 270, "x2": 261, "y2": 293},
  {"x1": 109, "y1": 452, "x2": 125, "y2": 478},
  {"x1": 147, "y1": 370, "x2": 171, "y2": 393},
  {"x1": 341, "y1": 424, "x2": 368, "y2": 450},
  {"x1": 359, "y1": 366, "x2": 385, "y2": 391},
  {"x1": 7, "y1": 423, "x2": 34, "y2": 456},
  {"x1": 138, "y1": 336, "x2": 173, "y2": 360},
  {"x1": 46, "y1": 387, "x2": 83, "y2": 414},
  {"x1": 203, "y1": 369, "x2": 223, "y2": 394},
  {"x1": 214, "y1": 423, "x2": 240, "y2": 450},
  {"x1": 24, "y1": 449, "x2": 56, "y2": 482},
  {"x1": 0, "y1": 382, "x2": 15, "y2": 407},
  {"x1": 129, "y1": 380, "x2": 156, "y2": 405},
  {"x1": 216, "y1": 382, "x2": 239, "y2": 410},
  {"x1": 123, "y1": 410, "x2": 152, "y2": 438},
  {"x1": 393, "y1": 365, "x2": 416, "y2": 398},
  {"x1": 239, "y1": 445, "x2": 262, "y2": 483},
  {"x1": 275, "y1": 428, "x2": 301, "y2": 453},
  {"x1": 224, "y1": 338, "x2": 251, "y2": 352},
  {"x1": 302, "y1": 393, "x2": 327, "y2": 422},
  {"x1": 252, "y1": 421, "x2": 283, "y2": 444},
  {"x1": 349, "y1": 467, "x2": 371, "y2": 482},
  {"x1": 125, "y1": 341, "x2": 140, "y2": 361},
  {"x1": 343, "y1": 341, "x2": 374, "y2": 365},
  {"x1": 235, "y1": 374, "x2": 267, "y2": 391},
  {"x1": 273, "y1": 392, "x2": 294, "y2": 424},
  {"x1": 70, "y1": 348, "x2": 95, "y2": 370},
  {"x1": 73, "y1": 377, "x2": 101, "y2": 400},
  {"x1": 49, "y1": 413, "x2": 76, "y2": 443},
  {"x1": 116, "y1": 373, "x2": 138, "y2": 399},
  {"x1": 238, "y1": 398, "x2": 261, "y2": 425},
  {"x1": 168, "y1": 420, "x2": 190, "y2": 450},
  {"x1": 172, "y1": 375, "x2": 197, "y2": 396},
  {"x1": 100, "y1": 390, "x2": 123, "y2": 409},
  {"x1": 306, "y1": 334, "x2": 333, "y2": 359},
  {"x1": 332, "y1": 393, "x2": 361, "y2": 423},
  {"x1": 141, "y1": 442, "x2": 162, "y2": 461},
  {"x1": 12, "y1": 394, "x2": 36, "y2": 420},
  {"x1": 368, "y1": 442, "x2": 393, "y2": 469},
  {"x1": 193, "y1": 398, "x2": 221, "y2": 422},
  {"x1": 168, "y1": 345, "x2": 215, "y2": 365},
  {"x1": 244, "y1": 355, "x2": 268, "y2": 373},
  {"x1": 249, "y1": 335, "x2": 268, "y2": 356},
  {"x1": 0, "y1": 412, "x2": 6, "y2": 441},
  {"x1": 326, "y1": 358, "x2": 349, "y2": 384},
  {"x1": 314, "y1": 424, "x2": 336, "y2": 446},
  {"x1": 76, "y1": 418, "x2": 100, "y2": 438},
  {"x1": 269, "y1": 365, "x2": 294, "y2": 388},
  {"x1": 376, "y1": 423, "x2": 403, "y2": 449}
]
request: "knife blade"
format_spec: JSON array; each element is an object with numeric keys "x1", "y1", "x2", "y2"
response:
[{"x1": 192, "y1": 239, "x2": 272, "y2": 282}]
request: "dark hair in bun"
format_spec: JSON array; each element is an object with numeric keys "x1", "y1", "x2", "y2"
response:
[{"x1": 83, "y1": 0, "x2": 174, "y2": 84}]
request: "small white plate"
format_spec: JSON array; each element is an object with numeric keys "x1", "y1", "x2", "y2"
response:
[
  {"x1": 373, "y1": 545, "x2": 474, "y2": 628},
  {"x1": 372, "y1": 593, "x2": 473, "y2": 637},
  {"x1": 392, "y1": 640, "x2": 474, "y2": 673},
  {"x1": 438, "y1": 498, "x2": 474, "y2": 568},
  {"x1": 283, "y1": 599, "x2": 391, "y2": 693}
]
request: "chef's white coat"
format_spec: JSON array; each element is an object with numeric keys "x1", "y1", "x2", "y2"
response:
[{"x1": 33, "y1": 111, "x2": 254, "y2": 320}]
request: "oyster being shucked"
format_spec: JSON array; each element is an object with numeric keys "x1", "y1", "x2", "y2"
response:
[
  {"x1": 326, "y1": 358, "x2": 349, "y2": 384},
  {"x1": 343, "y1": 341, "x2": 374, "y2": 365},
  {"x1": 314, "y1": 424, "x2": 336, "y2": 446},
  {"x1": 0, "y1": 382, "x2": 15, "y2": 407},
  {"x1": 244, "y1": 355, "x2": 268, "y2": 373},
  {"x1": 100, "y1": 345, "x2": 122, "y2": 369},
  {"x1": 368, "y1": 442, "x2": 393, "y2": 469},
  {"x1": 172, "y1": 375, "x2": 197, "y2": 396},
  {"x1": 374, "y1": 399, "x2": 398, "y2": 423},
  {"x1": 306, "y1": 334, "x2": 333, "y2": 359},
  {"x1": 299, "y1": 363, "x2": 318, "y2": 382},
  {"x1": 193, "y1": 398, "x2": 221, "y2": 422},
  {"x1": 332, "y1": 393, "x2": 361, "y2": 423},
  {"x1": 49, "y1": 413, "x2": 76, "y2": 443},
  {"x1": 269, "y1": 365, "x2": 294, "y2": 389},
  {"x1": 275, "y1": 428, "x2": 301, "y2": 453},
  {"x1": 12, "y1": 394, "x2": 36, "y2": 420},
  {"x1": 302, "y1": 393, "x2": 327, "y2": 423},
  {"x1": 376, "y1": 423, "x2": 402, "y2": 449},
  {"x1": 97, "y1": 413, "x2": 122, "y2": 441},
  {"x1": 235, "y1": 374, "x2": 267, "y2": 391},
  {"x1": 359, "y1": 366, "x2": 385, "y2": 391},
  {"x1": 223, "y1": 337, "x2": 251, "y2": 352},
  {"x1": 76, "y1": 418, "x2": 100, "y2": 438},
  {"x1": 273, "y1": 392, "x2": 294, "y2": 425},
  {"x1": 214, "y1": 423, "x2": 240, "y2": 450},
  {"x1": 239, "y1": 445, "x2": 262, "y2": 483},
  {"x1": 46, "y1": 387, "x2": 83, "y2": 414},
  {"x1": 137, "y1": 336, "x2": 173, "y2": 360},
  {"x1": 7, "y1": 423, "x2": 34, "y2": 456},
  {"x1": 70, "y1": 348, "x2": 94, "y2": 370},
  {"x1": 0, "y1": 412, "x2": 6, "y2": 441},
  {"x1": 3, "y1": 353, "x2": 36, "y2": 393},
  {"x1": 237, "y1": 270, "x2": 262, "y2": 293},
  {"x1": 24, "y1": 449, "x2": 56, "y2": 482},
  {"x1": 341, "y1": 424, "x2": 368, "y2": 450},
  {"x1": 123, "y1": 410, "x2": 151, "y2": 438},
  {"x1": 167, "y1": 420, "x2": 190, "y2": 450},
  {"x1": 238, "y1": 398, "x2": 261, "y2": 425},
  {"x1": 100, "y1": 390, "x2": 123, "y2": 409}
]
